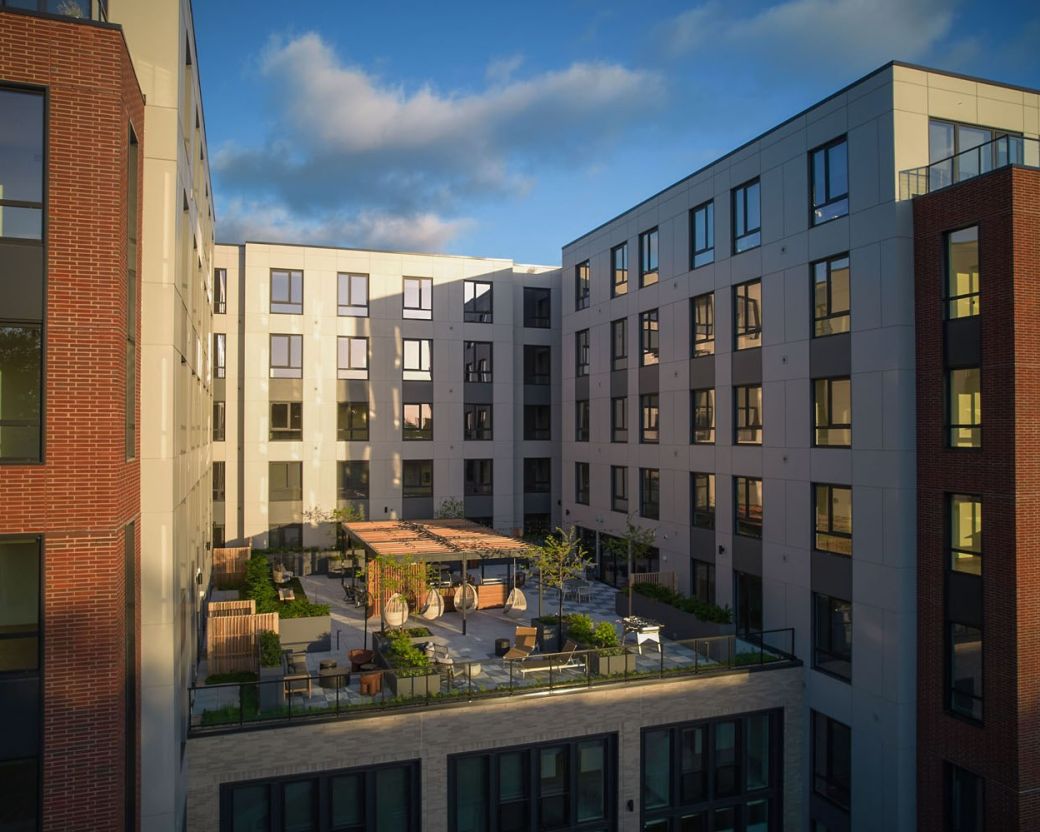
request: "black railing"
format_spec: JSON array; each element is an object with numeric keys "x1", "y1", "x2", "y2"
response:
[{"x1": 900, "y1": 135, "x2": 1040, "y2": 199}]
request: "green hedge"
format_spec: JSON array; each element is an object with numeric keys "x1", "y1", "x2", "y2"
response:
[
  {"x1": 633, "y1": 582, "x2": 732, "y2": 624},
  {"x1": 243, "y1": 554, "x2": 330, "y2": 619},
  {"x1": 259, "y1": 630, "x2": 282, "y2": 668}
]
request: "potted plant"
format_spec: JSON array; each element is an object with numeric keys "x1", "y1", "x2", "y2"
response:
[
  {"x1": 563, "y1": 614, "x2": 635, "y2": 676},
  {"x1": 257, "y1": 629, "x2": 286, "y2": 711},
  {"x1": 377, "y1": 629, "x2": 440, "y2": 698}
]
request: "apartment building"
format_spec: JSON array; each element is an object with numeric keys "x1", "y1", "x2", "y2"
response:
[
  {"x1": 0, "y1": 1, "x2": 214, "y2": 830},
  {"x1": 560, "y1": 62, "x2": 1039, "y2": 831},
  {"x1": 211, "y1": 242, "x2": 562, "y2": 546}
]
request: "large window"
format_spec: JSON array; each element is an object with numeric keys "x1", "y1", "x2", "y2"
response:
[
  {"x1": 213, "y1": 401, "x2": 225, "y2": 442},
  {"x1": 338, "y1": 402, "x2": 369, "y2": 441},
  {"x1": 213, "y1": 462, "x2": 225, "y2": 502},
  {"x1": 402, "y1": 338, "x2": 433, "y2": 381},
  {"x1": 0, "y1": 537, "x2": 40, "y2": 672},
  {"x1": 612, "y1": 242, "x2": 628, "y2": 297},
  {"x1": 269, "y1": 401, "x2": 302, "y2": 441},
  {"x1": 639, "y1": 394, "x2": 659, "y2": 444},
  {"x1": 575, "y1": 330, "x2": 590, "y2": 377},
  {"x1": 733, "y1": 280, "x2": 762, "y2": 350},
  {"x1": 734, "y1": 570, "x2": 762, "y2": 634},
  {"x1": 464, "y1": 280, "x2": 493, "y2": 323},
  {"x1": 929, "y1": 118, "x2": 1023, "y2": 189},
  {"x1": 126, "y1": 128, "x2": 138, "y2": 463},
  {"x1": 692, "y1": 472, "x2": 715, "y2": 530},
  {"x1": 575, "y1": 462, "x2": 590, "y2": 505},
  {"x1": 611, "y1": 465, "x2": 628, "y2": 513},
  {"x1": 692, "y1": 389, "x2": 715, "y2": 444},
  {"x1": 575, "y1": 400, "x2": 590, "y2": 442},
  {"x1": 815, "y1": 484, "x2": 852, "y2": 556},
  {"x1": 691, "y1": 293, "x2": 714, "y2": 357},
  {"x1": 611, "y1": 397, "x2": 628, "y2": 443},
  {"x1": 523, "y1": 345, "x2": 551, "y2": 385},
  {"x1": 814, "y1": 377, "x2": 851, "y2": 447},
  {"x1": 732, "y1": 179, "x2": 761, "y2": 253},
  {"x1": 735, "y1": 477, "x2": 762, "y2": 538},
  {"x1": 575, "y1": 260, "x2": 590, "y2": 310},
  {"x1": 524, "y1": 405, "x2": 550, "y2": 440},
  {"x1": 946, "y1": 227, "x2": 980, "y2": 319},
  {"x1": 0, "y1": 88, "x2": 44, "y2": 240},
  {"x1": 523, "y1": 287, "x2": 551, "y2": 328},
  {"x1": 269, "y1": 524, "x2": 302, "y2": 549},
  {"x1": 465, "y1": 459, "x2": 493, "y2": 496},
  {"x1": 523, "y1": 458, "x2": 550, "y2": 494},
  {"x1": 640, "y1": 309, "x2": 659, "y2": 366},
  {"x1": 813, "y1": 255, "x2": 850, "y2": 337},
  {"x1": 270, "y1": 334, "x2": 302, "y2": 378},
  {"x1": 220, "y1": 760, "x2": 420, "y2": 832},
  {"x1": 948, "y1": 368, "x2": 981, "y2": 448},
  {"x1": 813, "y1": 593, "x2": 852, "y2": 681},
  {"x1": 403, "y1": 460, "x2": 433, "y2": 498},
  {"x1": 947, "y1": 763, "x2": 984, "y2": 832},
  {"x1": 949, "y1": 494, "x2": 982, "y2": 575},
  {"x1": 0, "y1": 324, "x2": 42, "y2": 462},
  {"x1": 611, "y1": 318, "x2": 628, "y2": 371},
  {"x1": 692, "y1": 559, "x2": 716, "y2": 605},
  {"x1": 214, "y1": 268, "x2": 227, "y2": 314},
  {"x1": 338, "y1": 272, "x2": 368, "y2": 317},
  {"x1": 0, "y1": 758, "x2": 38, "y2": 832},
  {"x1": 450, "y1": 735, "x2": 616, "y2": 832},
  {"x1": 213, "y1": 333, "x2": 226, "y2": 379},
  {"x1": 691, "y1": 200, "x2": 715, "y2": 268},
  {"x1": 642, "y1": 711, "x2": 781, "y2": 830},
  {"x1": 949, "y1": 623, "x2": 983, "y2": 721},
  {"x1": 270, "y1": 268, "x2": 303, "y2": 314},
  {"x1": 812, "y1": 711, "x2": 851, "y2": 811},
  {"x1": 464, "y1": 403, "x2": 493, "y2": 441},
  {"x1": 337, "y1": 336, "x2": 369, "y2": 380},
  {"x1": 269, "y1": 462, "x2": 302, "y2": 502},
  {"x1": 403, "y1": 276, "x2": 433, "y2": 319},
  {"x1": 734, "y1": 385, "x2": 762, "y2": 445},
  {"x1": 640, "y1": 467, "x2": 660, "y2": 520},
  {"x1": 464, "y1": 341, "x2": 493, "y2": 383},
  {"x1": 810, "y1": 136, "x2": 849, "y2": 225},
  {"x1": 338, "y1": 461, "x2": 370, "y2": 500},
  {"x1": 403, "y1": 403, "x2": 433, "y2": 441},
  {"x1": 639, "y1": 227, "x2": 659, "y2": 287}
]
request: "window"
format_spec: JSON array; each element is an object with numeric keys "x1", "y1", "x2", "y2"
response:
[
  {"x1": 732, "y1": 179, "x2": 761, "y2": 253},
  {"x1": 213, "y1": 401, "x2": 225, "y2": 441},
  {"x1": 640, "y1": 468, "x2": 660, "y2": 520},
  {"x1": 813, "y1": 255, "x2": 850, "y2": 337},
  {"x1": 734, "y1": 570, "x2": 762, "y2": 634},
  {"x1": 0, "y1": 760, "x2": 37, "y2": 832},
  {"x1": 338, "y1": 272, "x2": 369, "y2": 317},
  {"x1": 735, "y1": 477, "x2": 762, "y2": 538},
  {"x1": 949, "y1": 494, "x2": 982, "y2": 575},
  {"x1": 463, "y1": 341, "x2": 493, "y2": 383},
  {"x1": 449, "y1": 735, "x2": 616, "y2": 832},
  {"x1": 815, "y1": 484, "x2": 852, "y2": 555},
  {"x1": 611, "y1": 397, "x2": 628, "y2": 443},
  {"x1": 691, "y1": 559, "x2": 715, "y2": 604},
  {"x1": 810, "y1": 136, "x2": 849, "y2": 224},
  {"x1": 523, "y1": 345, "x2": 551, "y2": 385},
  {"x1": 692, "y1": 389, "x2": 715, "y2": 444},
  {"x1": 949, "y1": 622, "x2": 983, "y2": 721},
  {"x1": 464, "y1": 403, "x2": 493, "y2": 441},
  {"x1": 213, "y1": 524, "x2": 225, "y2": 549},
  {"x1": 575, "y1": 400, "x2": 590, "y2": 442},
  {"x1": 0, "y1": 537, "x2": 40, "y2": 672},
  {"x1": 691, "y1": 293, "x2": 714, "y2": 357},
  {"x1": 338, "y1": 461, "x2": 370, "y2": 500},
  {"x1": 641, "y1": 712, "x2": 781, "y2": 830},
  {"x1": 269, "y1": 269, "x2": 303, "y2": 314},
  {"x1": 692, "y1": 472, "x2": 715, "y2": 529},
  {"x1": 403, "y1": 276, "x2": 432, "y2": 319},
  {"x1": 813, "y1": 593, "x2": 852, "y2": 681},
  {"x1": 812, "y1": 711, "x2": 851, "y2": 811},
  {"x1": 212, "y1": 462, "x2": 225, "y2": 502},
  {"x1": 575, "y1": 462, "x2": 590, "y2": 505},
  {"x1": 402, "y1": 338, "x2": 432, "y2": 381},
  {"x1": 814, "y1": 377, "x2": 851, "y2": 447},
  {"x1": 213, "y1": 333, "x2": 226, "y2": 379},
  {"x1": 464, "y1": 459, "x2": 493, "y2": 496},
  {"x1": 523, "y1": 287, "x2": 551, "y2": 328},
  {"x1": 0, "y1": 325, "x2": 42, "y2": 463},
  {"x1": 126, "y1": 125, "x2": 137, "y2": 461},
  {"x1": 524, "y1": 513, "x2": 551, "y2": 538},
  {"x1": 337, "y1": 336, "x2": 369, "y2": 380},
  {"x1": 611, "y1": 318, "x2": 628, "y2": 370},
  {"x1": 575, "y1": 260, "x2": 590, "y2": 310},
  {"x1": 948, "y1": 368, "x2": 981, "y2": 448},
  {"x1": 269, "y1": 401, "x2": 302, "y2": 441},
  {"x1": 338, "y1": 402, "x2": 369, "y2": 441},
  {"x1": 690, "y1": 200, "x2": 715, "y2": 268},
  {"x1": 575, "y1": 329, "x2": 590, "y2": 377},
  {"x1": 947, "y1": 764, "x2": 984, "y2": 832},
  {"x1": 640, "y1": 394, "x2": 659, "y2": 444},
  {"x1": 214, "y1": 268, "x2": 227, "y2": 314},
  {"x1": 402, "y1": 460, "x2": 433, "y2": 497},
  {"x1": 639, "y1": 227, "x2": 659, "y2": 287},
  {"x1": 523, "y1": 458, "x2": 551, "y2": 493},
  {"x1": 640, "y1": 309, "x2": 659, "y2": 366},
  {"x1": 928, "y1": 118, "x2": 1023, "y2": 189},
  {"x1": 734, "y1": 385, "x2": 763, "y2": 445},
  {"x1": 270, "y1": 334, "x2": 302, "y2": 378},
  {"x1": 464, "y1": 280, "x2": 493, "y2": 323},
  {"x1": 268, "y1": 524, "x2": 302, "y2": 549},
  {"x1": 403, "y1": 403, "x2": 433, "y2": 441},
  {"x1": 221, "y1": 761, "x2": 420, "y2": 832},
  {"x1": 611, "y1": 466, "x2": 628, "y2": 513},
  {"x1": 0, "y1": 89, "x2": 44, "y2": 240},
  {"x1": 611, "y1": 242, "x2": 628, "y2": 297},
  {"x1": 524, "y1": 405, "x2": 551, "y2": 440},
  {"x1": 269, "y1": 462, "x2": 302, "y2": 502},
  {"x1": 733, "y1": 280, "x2": 762, "y2": 350},
  {"x1": 946, "y1": 227, "x2": 980, "y2": 319}
]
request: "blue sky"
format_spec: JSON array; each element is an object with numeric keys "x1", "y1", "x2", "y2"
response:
[{"x1": 195, "y1": 0, "x2": 1040, "y2": 264}]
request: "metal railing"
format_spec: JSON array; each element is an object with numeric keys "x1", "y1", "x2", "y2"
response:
[
  {"x1": 188, "y1": 628, "x2": 798, "y2": 735},
  {"x1": 900, "y1": 135, "x2": 1040, "y2": 199}
]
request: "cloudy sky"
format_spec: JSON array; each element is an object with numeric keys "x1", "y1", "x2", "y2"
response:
[{"x1": 196, "y1": 0, "x2": 1040, "y2": 264}]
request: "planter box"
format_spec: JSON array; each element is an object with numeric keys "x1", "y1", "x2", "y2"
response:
[
  {"x1": 386, "y1": 669, "x2": 440, "y2": 698},
  {"x1": 258, "y1": 665, "x2": 285, "y2": 711},
  {"x1": 534, "y1": 620, "x2": 561, "y2": 652},
  {"x1": 616, "y1": 591, "x2": 734, "y2": 640},
  {"x1": 590, "y1": 650, "x2": 637, "y2": 677},
  {"x1": 279, "y1": 614, "x2": 332, "y2": 653}
]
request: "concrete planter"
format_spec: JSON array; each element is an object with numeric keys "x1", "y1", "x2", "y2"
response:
[
  {"x1": 258, "y1": 665, "x2": 285, "y2": 711},
  {"x1": 534, "y1": 620, "x2": 561, "y2": 652},
  {"x1": 590, "y1": 650, "x2": 637, "y2": 677},
  {"x1": 615, "y1": 591, "x2": 734, "y2": 640},
  {"x1": 279, "y1": 615, "x2": 332, "y2": 653},
  {"x1": 386, "y1": 669, "x2": 440, "y2": 698}
]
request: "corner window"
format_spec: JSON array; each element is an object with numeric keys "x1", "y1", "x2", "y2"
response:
[
  {"x1": 523, "y1": 458, "x2": 551, "y2": 493},
  {"x1": 611, "y1": 397, "x2": 628, "y2": 443},
  {"x1": 732, "y1": 179, "x2": 761, "y2": 253},
  {"x1": 947, "y1": 368, "x2": 981, "y2": 448},
  {"x1": 402, "y1": 338, "x2": 432, "y2": 381},
  {"x1": 640, "y1": 394, "x2": 659, "y2": 444},
  {"x1": 575, "y1": 400, "x2": 590, "y2": 442},
  {"x1": 463, "y1": 403, "x2": 493, "y2": 441},
  {"x1": 213, "y1": 333, "x2": 226, "y2": 378},
  {"x1": 270, "y1": 268, "x2": 303, "y2": 314},
  {"x1": 269, "y1": 334, "x2": 301, "y2": 378},
  {"x1": 464, "y1": 459, "x2": 493, "y2": 496},
  {"x1": 639, "y1": 227, "x2": 659, "y2": 287},
  {"x1": 639, "y1": 467, "x2": 660, "y2": 520},
  {"x1": 338, "y1": 461, "x2": 369, "y2": 501},
  {"x1": 337, "y1": 402, "x2": 369, "y2": 441},
  {"x1": 949, "y1": 494, "x2": 982, "y2": 575},
  {"x1": 523, "y1": 345, "x2": 551, "y2": 385},
  {"x1": 463, "y1": 341, "x2": 492, "y2": 383},
  {"x1": 812, "y1": 711, "x2": 851, "y2": 811},
  {"x1": 734, "y1": 280, "x2": 762, "y2": 350},
  {"x1": 640, "y1": 309, "x2": 659, "y2": 366},
  {"x1": 463, "y1": 280, "x2": 493, "y2": 323},
  {"x1": 691, "y1": 293, "x2": 714, "y2": 357},
  {"x1": 214, "y1": 268, "x2": 227, "y2": 314},
  {"x1": 814, "y1": 377, "x2": 851, "y2": 447},
  {"x1": 813, "y1": 255, "x2": 850, "y2": 337},
  {"x1": 338, "y1": 272, "x2": 369, "y2": 317},
  {"x1": 691, "y1": 389, "x2": 715, "y2": 444},
  {"x1": 575, "y1": 462, "x2": 590, "y2": 505},
  {"x1": 611, "y1": 465, "x2": 628, "y2": 513},
  {"x1": 611, "y1": 318, "x2": 627, "y2": 371},
  {"x1": 948, "y1": 622, "x2": 983, "y2": 722},
  {"x1": 814, "y1": 484, "x2": 852, "y2": 555},
  {"x1": 269, "y1": 401, "x2": 302, "y2": 441},
  {"x1": 523, "y1": 287, "x2": 551, "y2": 328},
  {"x1": 810, "y1": 136, "x2": 849, "y2": 225},
  {"x1": 575, "y1": 330, "x2": 590, "y2": 377},
  {"x1": 735, "y1": 476, "x2": 762, "y2": 538},
  {"x1": 946, "y1": 227, "x2": 979, "y2": 319},
  {"x1": 611, "y1": 242, "x2": 628, "y2": 297},
  {"x1": 268, "y1": 461, "x2": 302, "y2": 502},
  {"x1": 692, "y1": 472, "x2": 715, "y2": 529},
  {"x1": 402, "y1": 460, "x2": 433, "y2": 497},
  {"x1": 575, "y1": 260, "x2": 590, "y2": 310},
  {"x1": 337, "y1": 336, "x2": 369, "y2": 380},
  {"x1": 734, "y1": 385, "x2": 763, "y2": 445},
  {"x1": 403, "y1": 276, "x2": 432, "y2": 319},
  {"x1": 402, "y1": 403, "x2": 433, "y2": 441},
  {"x1": 813, "y1": 593, "x2": 852, "y2": 681}
]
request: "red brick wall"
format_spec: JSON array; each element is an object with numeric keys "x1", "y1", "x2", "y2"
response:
[
  {"x1": 0, "y1": 11, "x2": 143, "y2": 831},
  {"x1": 915, "y1": 166, "x2": 1040, "y2": 830}
]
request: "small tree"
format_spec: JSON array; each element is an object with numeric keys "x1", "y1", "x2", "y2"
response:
[
  {"x1": 302, "y1": 503, "x2": 366, "y2": 553},
  {"x1": 525, "y1": 526, "x2": 592, "y2": 651},
  {"x1": 604, "y1": 517, "x2": 656, "y2": 618},
  {"x1": 435, "y1": 497, "x2": 465, "y2": 519}
]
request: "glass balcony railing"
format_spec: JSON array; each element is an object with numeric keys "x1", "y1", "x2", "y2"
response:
[
  {"x1": 0, "y1": 0, "x2": 108, "y2": 23},
  {"x1": 900, "y1": 135, "x2": 1040, "y2": 199}
]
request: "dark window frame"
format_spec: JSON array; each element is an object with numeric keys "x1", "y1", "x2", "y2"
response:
[
  {"x1": 732, "y1": 178, "x2": 761, "y2": 254},
  {"x1": 402, "y1": 460, "x2": 433, "y2": 498},
  {"x1": 948, "y1": 493, "x2": 982, "y2": 576},
  {"x1": 947, "y1": 367, "x2": 981, "y2": 449},
  {"x1": 523, "y1": 287, "x2": 551, "y2": 329},
  {"x1": 338, "y1": 460, "x2": 370, "y2": 500},
  {"x1": 690, "y1": 200, "x2": 715, "y2": 268},
  {"x1": 814, "y1": 483, "x2": 852, "y2": 556},
  {"x1": 524, "y1": 405, "x2": 551, "y2": 441},
  {"x1": 269, "y1": 268, "x2": 303, "y2": 315},
  {"x1": 945, "y1": 225, "x2": 980, "y2": 320},
  {"x1": 947, "y1": 621, "x2": 983, "y2": 723},
  {"x1": 213, "y1": 401, "x2": 225, "y2": 442},
  {"x1": 463, "y1": 341, "x2": 493, "y2": 383},
  {"x1": 611, "y1": 318, "x2": 628, "y2": 371},
  {"x1": 214, "y1": 267, "x2": 227, "y2": 314},
  {"x1": 464, "y1": 458, "x2": 494, "y2": 496},
  {"x1": 213, "y1": 332, "x2": 226, "y2": 378},
  {"x1": 402, "y1": 402, "x2": 434, "y2": 441},
  {"x1": 813, "y1": 592, "x2": 852, "y2": 682},
  {"x1": 337, "y1": 336, "x2": 369, "y2": 380},
  {"x1": 269, "y1": 401, "x2": 303, "y2": 442},
  {"x1": 523, "y1": 458, "x2": 551, "y2": 494},
  {"x1": 575, "y1": 461, "x2": 590, "y2": 505},
  {"x1": 269, "y1": 333, "x2": 302, "y2": 379},
  {"x1": 575, "y1": 260, "x2": 590, "y2": 310},
  {"x1": 946, "y1": 762, "x2": 984, "y2": 832},
  {"x1": 809, "y1": 135, "x2": 850, "y2": 226},
  {"x1": 523, "y1": 345, "x2": 551, "y2": 385},
  {"x1": 463, "y1": 279, "x2": 494, "y2": 323},
  {"x1": 337, "y1": 402, "x2": 369, "y2": 442},
  {"x1": 402, "y1": 276, "x2": 433, "y2": 320},
  {"x1": 639, "y1": 467, "x2": 660, "y2": 520},
  {"x1": 640, "y1": 309, "x2": 659, "y2": 366},
  {"x1": 402, "y1": 337, "x2": 433, "y2": 381},
  {"x1": 734, "y1": 385, "x2": 763, "y2": 445},
  {"x1": 212, "y1": 461, "x2": 225, "y2": 502},
  {"x1": 639, "y1": 227, "x2": 659, "y2": 287},
  {"x1": 575, "y1": 329, "x2": 590, "y2": 377},
  {"x1": 611, "y1": 465, "x2": 628, "y2": 513},
  {"x1": 692, "y1": 389, "x2": 715, "y2": 444},
  {"x1": 812, "y1": 711, "x2": 851, "y2": 811},
  {"x1": 691, "y1": 293, "x2": 715, "y2": 357},
  {"x1": 814, "y1": 377, "x2": 852, "y2": 447},
  {"x1": 692, "y1": 472, "x2": 715, "y2": 530},
  {"x1": 812, "y1": 254, "x2": 851, "y2": 338},
  {"x1": 268, "y1": 461, "x2": 302, "y2": 502},
  {"x1": 611, "y1": 396, "x2": 628, "y2": 443},
  {"x1": 640, "y1": 393, "x2": 659, "y2": 444},
  {"x1": 575, "y1": 399, "x2": 590, "y2": 442},
  {"x1": 337, "y1": 272, "x2": 369, "y2": 318},
  {"x1": 611, "y1": 242, "x2": 628, "y2": 297},
  {"x1": 735, "y1": 476, "x2": 762, "y2": 539},
  {"x1": 463, "y1": 403, "x2": 493, "y2": 441},
  {"x1": 691, "y1": 558, "x2": 716, "y2": 605},
  {"x1": 733, "y1": 279, "x2": 762, "y2": 350}
]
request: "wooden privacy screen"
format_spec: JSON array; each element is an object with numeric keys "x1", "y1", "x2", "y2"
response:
[
  {"x1": 212, "y1": 546, "x2": 250, "y2": 583},
  {"x1": 206, "y1": 599, "x2": 280, "y2": 674},
  {"x1": 629, "y1": 571, "x2": 678, "y2": 592}
]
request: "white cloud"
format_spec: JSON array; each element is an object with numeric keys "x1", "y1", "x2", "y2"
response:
[{"x1": 485, "y1": 54, "x2": 525, "y2": 85}]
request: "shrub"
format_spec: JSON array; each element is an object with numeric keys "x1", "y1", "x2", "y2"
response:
[
  {"x1": 383, "y1": 629, "x2": 430, "y2": 671},
  {"x1": 259, "y1": 630, "x2": 282, "y2": 668},
  {"x1": 591, "y1": 621, "x2": 621, "y2": 649},
  {"x1": 241, "y1": 555, "x2": 330, "y2": 619},
  {"x1": 632, "y1": 582, "x2": 733, "y2": 624}
]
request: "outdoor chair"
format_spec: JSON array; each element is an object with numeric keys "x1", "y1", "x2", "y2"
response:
[
  {"x1": 515, "y1": 640, "x2": 584, "y2": 676},
  {"x1": 502, "y1": 626, "x2": 537, "y2": 661},
  {"x1": 576, "y1": 582, "x2": 592, "y2": 604}
]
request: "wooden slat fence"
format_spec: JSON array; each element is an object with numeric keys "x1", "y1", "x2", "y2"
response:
[
  {"x1": 206, "y1": 601, "x2": 280, "y2": 675},
  {"x1": 629, "y1": 570, "x2": 678, "y2": 592},
  {"x1": 208, "y1": 599, "x2": 254, "y2": 618},
  {"x1": 212, "y1": 546, "x2": 251, "y2": 584}
]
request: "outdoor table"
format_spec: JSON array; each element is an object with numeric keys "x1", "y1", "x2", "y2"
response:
[{"x1": 622, "y1": 616, "x2": 662, "y2": 654}]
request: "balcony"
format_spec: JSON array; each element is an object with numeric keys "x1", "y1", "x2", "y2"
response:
[{"x1": 900, "y1": 135, "x2": 1040, "y2": 199}]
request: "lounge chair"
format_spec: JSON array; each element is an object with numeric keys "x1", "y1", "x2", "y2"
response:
[
  {"x1": 502, "y1": 626, "x2": 537, "y2": 661},
  {"x1": 515, "y1": 640, "x2": 584, "y2": 676}
]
